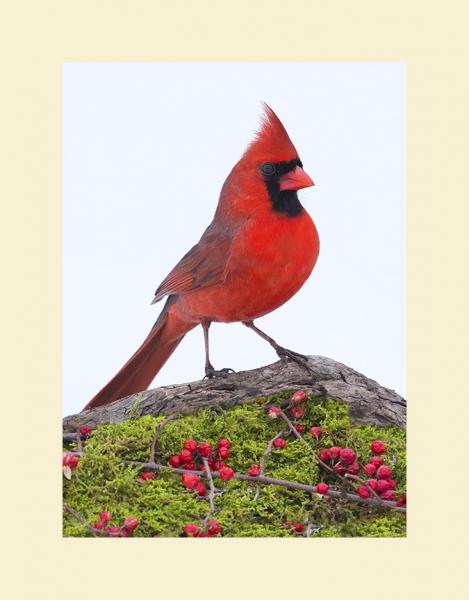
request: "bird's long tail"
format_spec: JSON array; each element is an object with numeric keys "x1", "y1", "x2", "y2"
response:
[{"x1": 83, "y1": 300, "x2": 196, "y2": 410}]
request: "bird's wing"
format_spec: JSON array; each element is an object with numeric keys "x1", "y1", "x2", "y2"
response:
[{"x1": 151, "y1": 224, "x2": 233, "y2": 303}]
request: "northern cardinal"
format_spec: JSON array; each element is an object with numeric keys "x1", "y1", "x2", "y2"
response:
[{"x1": 84, "y1": 104, "x2": 319, "y2": 410}]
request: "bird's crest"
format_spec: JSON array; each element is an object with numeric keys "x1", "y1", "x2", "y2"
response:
[{"x1": 243, "y1": 103, "x2": 299, "y2": 163}]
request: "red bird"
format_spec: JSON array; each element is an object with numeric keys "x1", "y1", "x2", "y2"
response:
[{"x1": 84, "y1": 104, "x2": 319, "y2": 410}]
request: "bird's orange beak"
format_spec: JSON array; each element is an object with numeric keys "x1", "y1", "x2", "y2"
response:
[{"x1": 279, "y1": 166, "x2": 314, "y2": 191}]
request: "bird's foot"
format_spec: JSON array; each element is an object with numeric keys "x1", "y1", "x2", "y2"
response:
[
  {"x1": 274, "y1": 346, "x2": 315, "y2": 375},
  {"x1": 204, "y1": 366, "x2": 236, "y2": 380}
]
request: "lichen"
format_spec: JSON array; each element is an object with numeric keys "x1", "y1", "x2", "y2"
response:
[{"x1": 63, "y1": 393, "x2": 406, "y2": 538}]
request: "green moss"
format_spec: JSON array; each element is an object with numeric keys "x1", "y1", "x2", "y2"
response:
[{"x1": 63, "y1": 394, "x2": 406, "y2": 538}]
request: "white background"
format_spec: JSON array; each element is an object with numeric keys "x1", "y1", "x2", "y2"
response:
[{"x1": 63, "y1": 63, "x2": 406, "y2": 416}]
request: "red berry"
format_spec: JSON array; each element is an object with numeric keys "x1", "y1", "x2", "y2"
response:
[
  {"x1": 93, "y1": 520, "x2": 105, "y2": 530},
  {"x1": 218, "y1": 446, "x2": 230, "y2": 460},
  {"x1": 140, "y1": 471, "x2": 155, "y2": 481},
  {"x1": 381, "y1": 490, "x2": 395, "y2": 501},
  {"x1": 376, "y1": 465, "x2": 393, "y2": 480},
  {"x1": 184, "y1": 463, "x2": 196, "y2": 471},
  {"x1": 388, "y1": 479, "x2": 397, "y2": 489},
  {"x1": 100, "y1": 511, "x2": 111, "y2": 524},
  {"x1": 217, "y1": 438, "x2": 231, "y2": 449},
  {"x1": 184, "y1": 523, "x2": 199, "y2": 537},
  {"x1": 197, "y1": 442, "x2": 212, "y2": 457},
  {"x1": 79, "y1": 426, "x2": 93, "y2": 438},
  {"x1": 363, "y1": 463, "x2": 377, "y2": 475},
  {"x1": 367, "y1": 478, "x2": 378, "y2": 491},
  {"x1": 316, "y1": 482, "x2": 329, "y2": 494},
  {"x1": 169, "y1": 455, "x2": 181, "y2": 468},
  {"x1": 292, "y1": 522, "x2": 304, "y2": 533},
  {"x1": 273, "y1": 438, "x2": 286, "y2": 450},
  {"x1": 370, "y1": 456, "x2": 384, "y2": 468},
  {"x1": 195, "y1": 482, "x2": 207, "y2": 496},
  {"x1": 397, "y1": 495, "x2": 407, "y2": 507},
  {"x1": 248, "y1": 465, "x2": 261, "y2": 477},
  {"x1": 357, "y1": 485, "x2": 371, "y2": 499},
  {"x1": 214, "y1": 461, "x2": 226, "y2": 471},
  {"x1": 70, "y1": 455, "x2": 80, "y2": 469},
  {"x1": 182, "y1": 473, "x2": 200, "y2": 489},
  {"x1": 108, "y1": 526, "x2": 121, "y2": 537},
  {"x1": 357, "y1": 485, "x2": 371, "y2": 498},
  {"x1": 207, "y1": 520, "x2": 222, "y2": 535},
  {"x1": 340, "y1": 448, "x2": 356, "y2": 465},
  {"x1": 347, "y1": 462, "x2": 360, "y2": 475},
  {"x1": 334, "y1": 464, "x2": 346, "y2": 476},
  {"x1": 319, "y1": 448, "x2": 332, "y2": 461},
  {"x1": 376, "y1": 479, "x2": 390, "y2": 492},
  {"x1": 267, "y1": 406, "x2": 281, "y2": 418},
  {"x1": 330, "y1": 446, "x2": 341, "y2": 459},
  {"x1": 179, "y1": 449, "x2": 193, "y2": 464},
  {"x1": 184, "y1": 439, "x2": 197, "y2": 452},
  {"x1": 219, "y1": 466, "x2": 235, "y2": 481},
  {"x1": 123, "y1": 516, "x2": 138, "y2": 532},
  {"x1": 63, "y1": 453, "x2": 80, "y2": 469},
  {"x1": 295, "y1": 424, "x2": 306, "y2": 433},
  {"x1": 291, "y1": 390, "x2": 307, "y2": 404},
  {"x1": 309, "y1": 426, "x2": 322, "y2": 439},
  {"x1": 370, "y1": 440, "x2": 386, "y2": 455},
  {"x1": 291, "y1": 407, "x2": 305, "y2": 420}
]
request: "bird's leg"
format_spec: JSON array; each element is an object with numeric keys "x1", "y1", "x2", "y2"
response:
[
  {"x1": 202, "y1": 320, "x2": 235, "y2": 379},
  {"x1": 242, "y1": 320, "x2": 313, "y2": 372}
]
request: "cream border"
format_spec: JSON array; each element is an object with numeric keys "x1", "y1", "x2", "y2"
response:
[{"x1": 1, "y1": 1, "x2": 468, "y2": 598}]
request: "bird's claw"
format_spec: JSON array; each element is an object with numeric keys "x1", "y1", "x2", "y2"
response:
[
  {"x1": 204, "y1": 367, "x2": 236, "y2": 380},
  {"x1": 275, "y1": 346, "x2": 317, "y2": 377}
]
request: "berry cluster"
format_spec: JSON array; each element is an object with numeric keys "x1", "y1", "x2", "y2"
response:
[
  {"x1": 183, "y1": 520, "x2": 222, "y2": 537},
  {"x1": 63, "y1": 452, "x2": 79, "y2": 470},
  {"x1": 169, "y1": 438, "x2": 235, "y2": 497},
  {"x1": 315, "y1": 438, "x2": 405, "y2": 505},
  {"x1": 265, "y1": 390, "x2": 406, "y2": 508},
  {"x1": 93, "y1": 512, "x2": 139, "y2": 537}
]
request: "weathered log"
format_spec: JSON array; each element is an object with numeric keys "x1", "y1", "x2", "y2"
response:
[{"x1": 63, "y1": 356, "x2": 406, "y2": 431}]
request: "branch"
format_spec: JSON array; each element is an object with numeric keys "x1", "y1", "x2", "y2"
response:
[
  {"x1": 120, "y1": 459, "x2": 406, "y2": 514},
  {"x1": 64, "y1": 355, "x2": 406, "y2": 431},
  {"x1": 202, "y1": 457, "x2": 217, "y2": 521},
  {"x1": 254, "y1": 431, "x2": 285, "y2": 501},
  {"x1": 63, "y1": 503, "x2": 107, "y2": 537}
]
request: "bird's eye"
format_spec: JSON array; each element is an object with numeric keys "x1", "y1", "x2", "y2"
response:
[{"x1": 261, "y1": 163, "x2": 276, "y2": 176}]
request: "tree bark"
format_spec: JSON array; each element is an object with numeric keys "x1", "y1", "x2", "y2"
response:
[{"x1": 63, "y1": 356, "x2": 406, "y2": 432}]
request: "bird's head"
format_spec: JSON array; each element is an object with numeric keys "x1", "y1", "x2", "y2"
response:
[{"x1": 220, "y1": 103, "x2": 314, "y2": 218}]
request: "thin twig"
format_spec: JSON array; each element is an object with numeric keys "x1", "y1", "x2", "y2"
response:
[
  {"x1": 254, "y1": 431, "x2": 285, "y2": 501},
  {"x1": 63, "y1": 503, "x2": 107, "y2": 537},
  {"x1": 149, "y1": 415, "x2": 178, "y2": 464},
  {"x1": 277, "y1": 409, "x2": 345, "y2": 480},
  {"x1": 304, "y1": 521, "x2": 323, "y2": 537},
  {"x1": 202, "y1": 457, "x2": 217, "y2": 518}
]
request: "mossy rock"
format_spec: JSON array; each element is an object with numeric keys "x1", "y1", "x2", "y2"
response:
[{"x1": 63, "y1": 392, "x2": 406, "y2": 538}]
